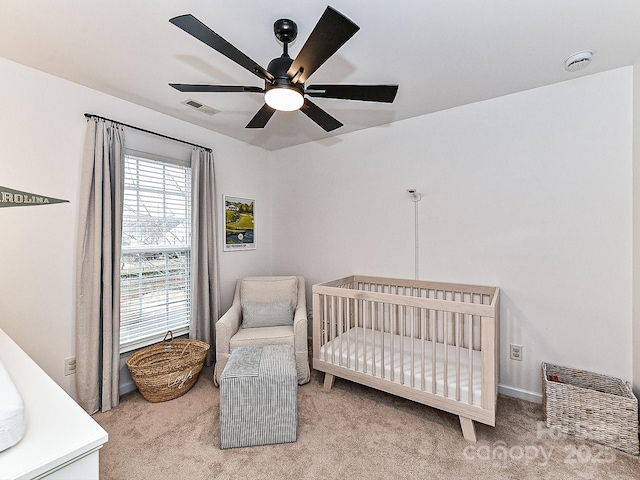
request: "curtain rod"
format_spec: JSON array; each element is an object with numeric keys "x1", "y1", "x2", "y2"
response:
[{"x1": 84, "y1": 113, "x2": 212, "y2": 153}]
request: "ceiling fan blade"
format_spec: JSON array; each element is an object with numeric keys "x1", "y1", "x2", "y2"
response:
[
  {"x1": 246, "y1": 104, "x2": 276, "y2": 129},
  {"x1": 300, "y1": 99, "x2": 343, "y2": 132},
  {"x1": 306, "y1": 84, "x2": 399, "y2": 103},
  {"x1": 170, "y1": 14, "x2": 274, "y2": 82},
  {"x1": 287, "y1": 6, "x2": 359, "y2": 84},
  {"x1": 170, "y1": 84, "x2": 264, "y2": 93}
]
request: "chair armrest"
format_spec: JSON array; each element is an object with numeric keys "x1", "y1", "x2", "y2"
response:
[
  {"x1": 215, "y1": 303, "x2": 242, "y2": 355},
  {"x1": 293, "y1": 306, "x2": 306, "y2": 327},
  {"x1": 292, "y1": 293, "x2": 308, "y2": 349}
]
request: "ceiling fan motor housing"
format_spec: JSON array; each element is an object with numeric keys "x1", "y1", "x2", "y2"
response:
[
  {"x1": 267, "y1": 55, "x2": 295, "y2": 82},
  {"x1": 274, "y1": 18, "x2": 298, "y2": 44}
]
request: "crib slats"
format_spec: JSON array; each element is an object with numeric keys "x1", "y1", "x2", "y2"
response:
[
  {"x1": 455, "y1": 311, "x2": 461, "y2": 402},
  {"x1": 430, "y1": 307, "x2": 437, "y2": 395},
  {"x1": 443, "y1": 309, "x2": 448, "y2": 399},
  {"x1": 313, "y1": 292, "x2": 322, "y2": 366},
  {"x1": 312, "y1": 276, "x2": 500, "y2": 433},
  {"x1": 399, "y1": 304, "x2": 405, "y2": 386},
  {"x1": 354, "y1": 296, "x2": 359, "y2": 372},
  {"x1": 346, "y1": 298, "x2": 351, "y2": 369},
  {"x1": 391, "y1": 297, "x2": 396, "y2": 382},
  {"x1": 468, "y1": 314, "x2": 474, "y2": 405},
  {"x1": 362, "y1": 298, "x2": 368, "y2": 375},
  {"x1": 338, "y1": 296, "x2": 344, "y2": 367},
  {"x1": 410, "y1": 303, "x2": 415, "y2": 389},
  {"x1": 323, "y1": 295, "x2": 329, "y2": 362},
  {"x1": 420, "y1": 307, "x2": 426, "y2": 392},
  {"x1": 371, "y1": 300, "x2": 376, "y2": 377},
  {"x1": 329, "y1": 297, "x2": 340, "y2": 364},
  {"x1": 380, "y1": 301, "x2": 386, "y2": 380}
]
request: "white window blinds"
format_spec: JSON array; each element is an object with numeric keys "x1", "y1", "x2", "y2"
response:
[{"x1": 120, "y1": 153, "x2": 191, "y2": 353}]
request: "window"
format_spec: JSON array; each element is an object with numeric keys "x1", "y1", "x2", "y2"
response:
[{"x1": 120, "y1": 152, "x2": 191, "y2": 353}]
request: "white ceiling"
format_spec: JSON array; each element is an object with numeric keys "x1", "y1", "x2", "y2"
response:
[{"x1": 2, "y1": 1, "x2": 640, "y2": 151}]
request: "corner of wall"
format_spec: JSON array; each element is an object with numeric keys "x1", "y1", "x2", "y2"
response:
[{"x1": 632, "y1": 60, "x2": 640, "y2": 398}]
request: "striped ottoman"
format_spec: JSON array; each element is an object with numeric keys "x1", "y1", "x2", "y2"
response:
[{"x1": 219, "y1": 345, "x2": 297, "y2": 449}]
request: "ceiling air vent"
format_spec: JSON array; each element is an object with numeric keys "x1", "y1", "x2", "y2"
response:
[{"x1": 181, "y1": 98, "x2": 218, "y2": 116}]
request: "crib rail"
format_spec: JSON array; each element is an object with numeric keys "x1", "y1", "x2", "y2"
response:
[{"x1": 312, "y1": 275, "x2": 500, "y2": 426}]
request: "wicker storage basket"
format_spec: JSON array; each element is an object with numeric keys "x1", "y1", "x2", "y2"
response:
[
  {"x1": 542, "y1": 362, "x2": 639, "y2": 455},
  {"x1": 126, "y1": 331, "x2": 210, "y2": 403}
]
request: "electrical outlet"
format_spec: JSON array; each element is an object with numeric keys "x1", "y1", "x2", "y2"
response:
[
  {"x1": 510, "y1": 344, "x2": 522, "y2": 361},
  {"x1": 64, "y1": 356, "x2": 76, "y2": 376}
]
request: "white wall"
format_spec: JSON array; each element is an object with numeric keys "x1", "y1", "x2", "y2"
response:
[
  {"x1": 0, "y1": 57, "x2": 272, "y2": 398},
  {"x1": 270, "y1": 67, "x2": 633, "y2": 400},
  {"x1": 1, "y1": 55, "x2": 634, "y2": 404}
]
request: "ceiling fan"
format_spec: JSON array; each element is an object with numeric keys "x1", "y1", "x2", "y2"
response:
[{"x1": 169, "y1": 6, "x2": 399, "y2": 132}]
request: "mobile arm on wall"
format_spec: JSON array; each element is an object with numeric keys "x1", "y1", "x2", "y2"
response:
[{"x1": 407, "y1": 189, "x2": 422, "y2": 280}]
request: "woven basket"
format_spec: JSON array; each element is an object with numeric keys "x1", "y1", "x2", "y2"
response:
[
  {"x1": 126, "y1": 331, "x2": 210, "y2": 403},
  {"x1": 542, "y1": 362, "x2": 639, "y2": 455}
]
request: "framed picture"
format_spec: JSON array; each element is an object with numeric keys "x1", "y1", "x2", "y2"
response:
[{"x1": 223, "y1": 195, "x2": 256, "y2": 251}]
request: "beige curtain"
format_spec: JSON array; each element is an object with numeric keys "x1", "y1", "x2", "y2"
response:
[
  {"x1": 75, "y1": 118, "x2": 124, "y2": 414},
  {"x1": 190, "y1": 148, "x2": 220, "y2": 364}
]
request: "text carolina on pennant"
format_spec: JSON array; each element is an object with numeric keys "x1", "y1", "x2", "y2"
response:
[{"x1": 0, "y1": 186, "x2": 69, "y2": 208}]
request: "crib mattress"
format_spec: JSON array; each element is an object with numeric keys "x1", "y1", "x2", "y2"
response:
[
  {"x1": 319, "y1": 327, "x2": 482, "y2": 406},
  {"x1": 0, "y1": 359, "x2": 25, "y2": 452}
]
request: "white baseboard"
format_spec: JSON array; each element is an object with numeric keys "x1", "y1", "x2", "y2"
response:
[
  {"x1": 118, "y1": 357, "x2": 137, "y2": 396},
  {"x1": 498, "y1": 383, "x2": 542, "y2": 404},
  {"x1": 119, "y1": 380, "x2": 137, "y2": 396},
  {"x1": 119, "y1": 375, "x2": 542, "y2": 404}
]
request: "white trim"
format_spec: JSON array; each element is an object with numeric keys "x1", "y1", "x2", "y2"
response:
[
  {"x1": 121, "y1": 245, "x2": 189, "y2": 255},
  {"x1": 125, "y1": 148, "x2": 190, "y2": 168},
  {"x1": 498, "y1": 383, "x2": 543, "y2": 404},
  {"x1": 119, "y1": 379, "x2": 137, "y2": 396},
  {"x1": 119, "y1": 325, "x2": 190, "y2": 354}
]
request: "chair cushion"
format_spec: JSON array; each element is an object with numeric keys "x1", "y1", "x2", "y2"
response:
[
  {"x1": 242, "y1": 300, "x2": 293, "y2": 328},
  {"x1": 230, "y1": 325, "x2": 295, "y2": 349},
  {"x1": 240, "y1": 276, "x2": 298, "y2": 309}
]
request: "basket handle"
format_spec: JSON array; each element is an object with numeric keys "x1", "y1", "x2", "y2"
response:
[
  {"x1": 162, "y1": 331, "x2": 192, "y2": 357},
  {"x1": 163, "y1": 331, "x2": 174, "y2": 352}
]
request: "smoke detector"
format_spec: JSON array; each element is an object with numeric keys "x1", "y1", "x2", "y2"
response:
[
  {"x1": 565, "y1": 51, "x2": 593, "y2": 72},
  {"x1": 181, "y1": 98, "x2": 218, "y2": 116}
]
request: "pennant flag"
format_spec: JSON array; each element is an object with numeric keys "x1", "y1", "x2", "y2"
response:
[{"x1": 0, "y1": 186, "x2": 69, "y2": 208}]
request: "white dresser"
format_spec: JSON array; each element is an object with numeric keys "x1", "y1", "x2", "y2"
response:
[{"x1": 0, "y1": 328, "x2": 108, "y2": 479}]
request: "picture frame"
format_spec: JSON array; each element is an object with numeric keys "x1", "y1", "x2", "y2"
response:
[{"x1": 223, "y1": 195, "x2": 256, "y2": 251}]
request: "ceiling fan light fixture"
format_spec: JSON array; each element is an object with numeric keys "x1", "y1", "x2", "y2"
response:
[{"x1": 265, "y1": 85, "x2": 304, "y2": 111}]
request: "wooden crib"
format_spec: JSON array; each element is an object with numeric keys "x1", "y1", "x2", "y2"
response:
[{"x1": 312, "y1": 275, "x2": 500, "y2": 442}]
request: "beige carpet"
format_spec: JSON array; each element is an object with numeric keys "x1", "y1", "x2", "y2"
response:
[{"x1": 93, "y1": 366, "x2": 640, "y2": 479}]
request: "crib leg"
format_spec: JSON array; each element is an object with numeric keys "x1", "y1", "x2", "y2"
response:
[
  {"x1": 323, "y1": 373, "x2": 335, "y2": 391},
  {"x1": 459, "y1": 416, "x2": 477, "y2": 443}
]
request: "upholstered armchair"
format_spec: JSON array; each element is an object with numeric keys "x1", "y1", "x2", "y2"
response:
[{"x1": 213, "y1": 276, "x2": 311, "y2": 386}]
